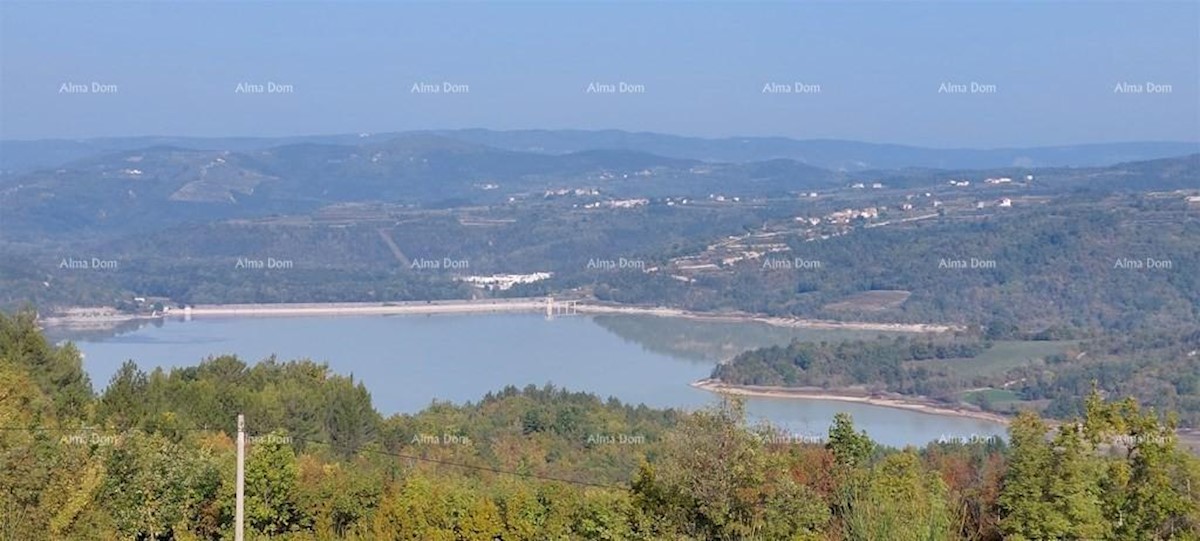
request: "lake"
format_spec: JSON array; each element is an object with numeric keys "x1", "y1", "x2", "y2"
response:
[{"x1": 63, "y1": 312, "x2": 1007, "y2": 448}]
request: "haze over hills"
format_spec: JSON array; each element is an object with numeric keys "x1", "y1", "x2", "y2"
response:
[
  {"x1": 2, "y1": 130, "x2": 1196, "y2": 240},
  {"x1": 0, "y1": 134, "x2": 826, "y2": 237},
  {"x1": 429, "y1": 130, "x2": 1200, "y2": 171},
  {"x1": 2, "y1": 129, "x2": 1197, "y2": 175}
]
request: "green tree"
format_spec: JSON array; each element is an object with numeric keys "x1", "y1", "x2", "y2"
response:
[
  {"x1": 998, "y1": 411, "x2": 1064, "y2": 540},
  {"x1": 1094, "y1": 397, "x2": 1198, "y2": 540},
  {"x1": 97, "y1": 360, "x2": 149, "y2": 430},
  {"x1": 325, "y1": 378, "x2": 378, "y2": 458},
  {"x1": 0, "y1": 310, "x2": 93, "y2": 421},
  {"x1": 100, "y1": 431, "x2": 222, "y2": 539},
  {"x1": 633, "y1": 398, "x2": 829, "y2": 540},
  {"x1": 245, "y1": 431, "x2": 304, "y2": 535},
  {"x1": 1045, "y1": 423, "x2": 1108, "y2": 540},
  {"x1": 827, "y1": 412, "x2": 875, "y2": 469},
  {"x1": 844, "y1": 450, "x2": 954, "y2": 541}
]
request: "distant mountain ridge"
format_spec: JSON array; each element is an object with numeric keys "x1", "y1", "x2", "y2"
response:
[
  {"x1": 0, "y1": 134, "x2": 844, "y2": 236},
  {"x1": 430, "y1": 130, "x2": 1200, "y2": 171},
  {"x1": 1, "y1": 127, "x2": 1194, "y2": 240},
  {"x1": 3, "y1": 130, "x2": 1196, "y2": 174}
]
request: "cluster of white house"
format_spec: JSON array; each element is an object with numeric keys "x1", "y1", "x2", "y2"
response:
[
  {"x1": 976, "y1": 198, "x2": 1013, "y2": 209},
  {"x1": 544, "y1": 187, "x2": 599, "y2": 198},
  {"x1": 582, "y1": 198, "x2": 649, "y2": 209},
  {"x1": 458, "y1": 272, "x2": 552, "y2": 291},
  {"x1": 951, "y1": 175, "x2": 1033, "y2": 187}
]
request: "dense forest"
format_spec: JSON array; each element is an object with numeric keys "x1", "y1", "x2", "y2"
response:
[
  {"x1": 2, "y1": 310, "x2": 1198, "y2": 539},
  {"x1": 715, "y1": 329, "x2": 1200, "y2": 428},
  {"x1": 629, "y1": 196, "x2": 1198, "y2": 335},
  {"x1": 7, "y1": 192, "x2": 1196, "y2": 344},
  {"x1": 713, "y1": 335, "x2": 987, "y2": 396}
]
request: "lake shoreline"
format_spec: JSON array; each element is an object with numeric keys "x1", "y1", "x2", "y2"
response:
[
  {"x1": 691, "y1": 378, "x2": 1012, "y2": 426},
  {"x1": 41, "y1": 298, "x2": 961, "y2": 334},
  {"x1": 577, "y1": 303, "x2": 962, "y2": 333}
]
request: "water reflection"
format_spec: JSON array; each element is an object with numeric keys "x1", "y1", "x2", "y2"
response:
[{"x1": 593, "y1": 313, "x2": 900, "y2": 362}]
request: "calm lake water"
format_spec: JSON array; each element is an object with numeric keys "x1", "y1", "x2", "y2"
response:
[{"x1": 65, "y1": 313, "x2": 1007, "y2": 448}]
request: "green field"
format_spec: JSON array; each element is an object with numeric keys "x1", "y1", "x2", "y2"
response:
[
  {"x1": 962, "y1": 388, "x2": 1025, "y2": 411},
  {"x1": 923, "y1": 340, "x2": 1076, "y2": 379},
  {"x1": 823, "y1": 290, "x2": 912, "y2": 312}
]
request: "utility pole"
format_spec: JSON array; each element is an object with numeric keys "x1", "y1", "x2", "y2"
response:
[{"x1": 236, "y1": 414, "x2": 245, "y2": 541}]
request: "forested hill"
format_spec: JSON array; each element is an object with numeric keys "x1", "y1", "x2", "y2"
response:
[
  {"x1": 581, "y1": 194, "x2": 1199, "y2": 336},
  {"x1": 3, "y1": 310, "x2": 1198, "y2": 539},
  {"x1": 715, "y1": 328, "x2": 1200, "y2": 429},
  {"x1": 0, "y1": 135, "x2": 837, "y2": 237},
  {"x1": 4, "y1": 136, "x2": 1197, "y2": 240}
]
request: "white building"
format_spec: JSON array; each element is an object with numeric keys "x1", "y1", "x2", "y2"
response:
[{"x1": 460, "y1": 272, "x2": 553, "y2": 291}]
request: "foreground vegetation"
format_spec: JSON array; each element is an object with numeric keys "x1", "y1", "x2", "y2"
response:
[{"x1": 2, "y1": 310, "x2": 1198, "y2": 539}]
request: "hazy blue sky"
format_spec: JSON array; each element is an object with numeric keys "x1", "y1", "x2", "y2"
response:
[{"x1": 1, "y1": 1, "x2": 1197, "y2": 147}]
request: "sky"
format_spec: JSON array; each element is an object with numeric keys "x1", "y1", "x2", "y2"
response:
[{"x1": 1, "y1": 1, "x2": 1197, "y2": 147}]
